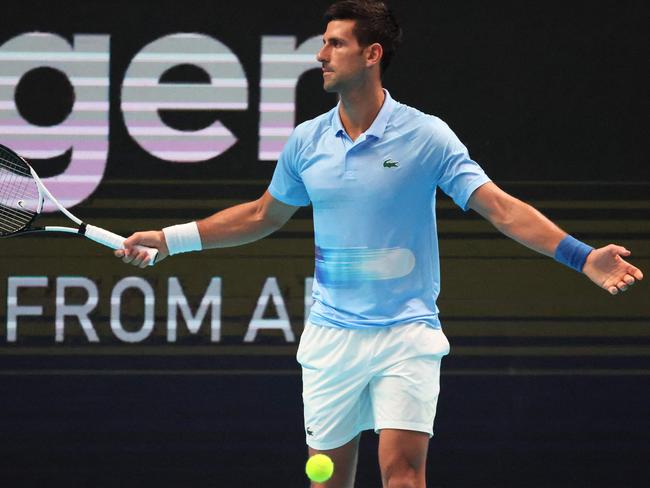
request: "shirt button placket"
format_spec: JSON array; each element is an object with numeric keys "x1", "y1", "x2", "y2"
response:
[
  {"x1": 343, "y1": 136, "x2": 355, "y2": 180},
  {"x1": 346, "y1": 136, "x2": 367, "y2": 179},
  {"x1": 344, "y1": 152, "x2": 356, "y2": 179}
]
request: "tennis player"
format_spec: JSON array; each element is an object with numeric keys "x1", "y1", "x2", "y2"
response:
[{"x1": 116, "y1": 1, "x2": 644, "y2": 486}]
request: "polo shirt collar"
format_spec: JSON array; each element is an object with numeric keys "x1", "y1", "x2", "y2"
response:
[{"x1": 332, "y1": 89, "x2": 396, "y2": 140}]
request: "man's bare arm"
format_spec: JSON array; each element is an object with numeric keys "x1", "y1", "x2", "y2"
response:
[
  {"x1": 115, "y1": 191, "x2": 299, "y2": 267},
  {"x1": 468, "y1": 182, "x2": 643, "y2": 295},
  {"x1": 196, "y1": 190, "x2": 299, "y2": 249}
]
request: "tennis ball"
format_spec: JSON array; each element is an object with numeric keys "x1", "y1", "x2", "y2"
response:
[{"x1": 305, "y1": 453, "x2": 334, "y2": 483}]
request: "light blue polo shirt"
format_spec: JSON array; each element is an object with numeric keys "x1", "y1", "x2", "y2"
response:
[{"x1": 269, "y1": 90, "x2": 490, "y2": 329}]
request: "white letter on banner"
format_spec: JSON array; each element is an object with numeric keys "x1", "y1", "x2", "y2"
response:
[
  {"x1": 55, "y1": 277, "x2": 99, "y2": 343},
  {"x1": 167, "y1": 277, "x2": 222, "y2": 342},
  {"x1": 258, "y1": 36, "x2": 321, "y2": 161},
  {"x1": 0, "y1": 34, "x2": 110, "y2": 210},
  {"x1": 6, "y1": 277, "x2": 48, "y2": 342},
  {"x1": 244, "y1": 277, "x2": 294, "y2": 343},
  {"x1": 110, "y1": 277, "x2": 155, "y2": 343},
  {"x1": 122, "y1": 33, "x2": 248, "y2": 162}
]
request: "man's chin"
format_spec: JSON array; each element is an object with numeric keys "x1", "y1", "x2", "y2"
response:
[{"x1": 322, "y1": 82, "x2": 337, "y2": 93}]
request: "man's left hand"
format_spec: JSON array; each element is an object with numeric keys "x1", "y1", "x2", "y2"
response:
[{"x1": 582, "y1": 245, "x2": 644, "y2": 295}]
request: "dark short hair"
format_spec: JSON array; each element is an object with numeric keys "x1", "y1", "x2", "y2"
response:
[{"x1": 324, "y1": 0, "x2": 402, "y2": 74}]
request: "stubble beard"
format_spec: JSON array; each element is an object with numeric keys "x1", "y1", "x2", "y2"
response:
[{"x1": 322, "y1": 73, "x2": 338, "y2": 93}]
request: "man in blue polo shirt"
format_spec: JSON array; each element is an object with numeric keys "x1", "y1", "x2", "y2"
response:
[
  {"x1": 270, "y1": 88, "x2": 489, "y2": 331},
  {"x1": 118, "y1": 1, "x2": 644, "y2": 486}
]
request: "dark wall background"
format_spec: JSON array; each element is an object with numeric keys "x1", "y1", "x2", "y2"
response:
[{"x1": 1, "y1": 1, "x2": 648, "y2": 487}]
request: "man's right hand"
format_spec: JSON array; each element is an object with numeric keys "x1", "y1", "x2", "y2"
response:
[{"x1": 114, "y1": 230, "x2": 169, "y2": 268}]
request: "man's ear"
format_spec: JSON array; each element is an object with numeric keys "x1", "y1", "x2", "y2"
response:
[{"x1": 365, "y1": 42, "x2": 383, "y2": 68}]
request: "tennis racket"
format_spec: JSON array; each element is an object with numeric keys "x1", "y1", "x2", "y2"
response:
[{"x1": 0, "y1": 143, "x2": 158, "y2": 265}]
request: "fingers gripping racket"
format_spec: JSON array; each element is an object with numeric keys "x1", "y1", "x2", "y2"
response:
[{"x1": 0, "y1": 144, "x2": 158, "y2": 265}]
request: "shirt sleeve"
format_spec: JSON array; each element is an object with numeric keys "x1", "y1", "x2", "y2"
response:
[
  {"x1": 433, "y1": 120, "x2": 491, "y2": 211},
  {"x1": 267, "y1": 128, "x2": 311, "y2": 207}
]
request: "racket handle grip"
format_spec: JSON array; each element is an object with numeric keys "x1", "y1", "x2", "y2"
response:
[{"x1": 84, "y1": 224, "x2": 158, "y2": 266}]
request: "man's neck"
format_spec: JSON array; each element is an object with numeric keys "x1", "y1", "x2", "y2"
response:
[{"x1": 338, "y1": 82, "x2": 385, "y2": 141}]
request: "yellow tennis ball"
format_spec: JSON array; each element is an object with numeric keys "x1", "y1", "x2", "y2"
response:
[{"x1": 305, "y1": 453, "x2": 334, "y2": 483}]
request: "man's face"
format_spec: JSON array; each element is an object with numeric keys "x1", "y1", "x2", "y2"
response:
[{"x1": 316, "y1": 20, "x2": 369, "y2": 93}]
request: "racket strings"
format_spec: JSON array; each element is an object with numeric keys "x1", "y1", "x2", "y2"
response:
[
  {"x1": 0, "y1": 152, "x2": 32, "y2": 177},
  {"x1": 0, "y1": 153, "x2": 39, "y2": 235}
]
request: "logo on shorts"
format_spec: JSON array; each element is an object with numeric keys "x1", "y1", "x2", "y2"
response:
[
  {"x1": 306, "y1": 427, "x2": 315, "y2": 436},
  {"x1": 383, "y1": 158, "x2": 399, "y2": 168}
]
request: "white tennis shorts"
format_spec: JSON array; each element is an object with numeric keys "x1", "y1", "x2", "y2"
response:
[{"x1": 297, "y1": 321, "x2": 450, "y2": 450}]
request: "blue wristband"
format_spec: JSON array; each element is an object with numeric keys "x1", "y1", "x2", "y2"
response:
[{"x1": 554, "y1": 235, "x2": 594, "y2": 272}]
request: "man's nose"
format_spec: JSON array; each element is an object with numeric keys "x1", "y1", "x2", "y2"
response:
[{"x1": 316, "y1": 46, "x2": 327, "y2": 63}]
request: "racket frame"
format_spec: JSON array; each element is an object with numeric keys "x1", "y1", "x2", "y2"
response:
[{"x1": 0, "y1": 144, "x2": 157, "y2": 265}]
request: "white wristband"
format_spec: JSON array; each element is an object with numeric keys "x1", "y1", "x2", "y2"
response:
[{"x1": 162, "y1": 222, "x2": 202, "y2": 256}]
